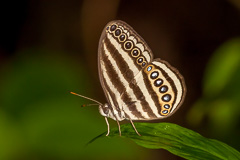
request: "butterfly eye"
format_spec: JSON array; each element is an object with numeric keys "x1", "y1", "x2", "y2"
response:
[{"x1": 103, "y1": 108, "x2": 109, "y2": 114}]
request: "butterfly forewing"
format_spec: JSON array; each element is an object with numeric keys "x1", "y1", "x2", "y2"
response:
[{"x1": 98, "y1": 20, "x2": 186, "y2": 121}]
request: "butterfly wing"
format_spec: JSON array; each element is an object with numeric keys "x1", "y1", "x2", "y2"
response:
[
  {"x1": 122, "y1": 58, "x2": 186, "y2": 120},
  {"x1": 98, "y1": 20, "x2": 153, "y2": 119},
  {"x1": 98, "y1": 20, "x2": 186, "y2": 121}
]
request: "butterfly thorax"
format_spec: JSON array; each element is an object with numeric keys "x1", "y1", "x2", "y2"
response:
[{"x1": 99, "y1": 103, "x2": 126, "y2": 121}]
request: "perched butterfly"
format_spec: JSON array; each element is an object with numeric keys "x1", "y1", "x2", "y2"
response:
[{"x1": 72, "y1": 20, "x2": 186, "y2": 136}]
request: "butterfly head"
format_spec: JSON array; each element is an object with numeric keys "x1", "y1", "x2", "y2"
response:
[
  {"x1": 99, "y1": 103, "x2": 126, "y2": 121},
  {"x1": 99, "y1": 103, "x2": 110, "y2": 117}
]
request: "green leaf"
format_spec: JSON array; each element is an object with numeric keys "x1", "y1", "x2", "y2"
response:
[{"x1": 98, "y1": 123, "x2": 240, "y2": 160}]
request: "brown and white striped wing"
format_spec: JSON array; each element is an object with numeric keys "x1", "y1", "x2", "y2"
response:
[{"x1": 98, "y1": 20, "x2": 186, "y2": 121}]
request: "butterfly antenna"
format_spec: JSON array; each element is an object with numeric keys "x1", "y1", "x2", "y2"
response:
[
  {"x1": 70, "y1": 92, "x2": 103, "y2": 106},
  {"x1": 81, "y1": 104, "x2": 100, "y2": 107}
]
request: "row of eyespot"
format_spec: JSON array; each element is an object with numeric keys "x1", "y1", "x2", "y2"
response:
[
  {"x1": 107, "y1": 24, "x2": 147, "y2": 67},
  {"x1": 147, "y1": 65, "x2": 172, "y2": 115}
]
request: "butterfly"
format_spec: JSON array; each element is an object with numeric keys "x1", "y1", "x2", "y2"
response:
[{"x1": 72, "y1": 20, "x2": 186, "y2": 136}]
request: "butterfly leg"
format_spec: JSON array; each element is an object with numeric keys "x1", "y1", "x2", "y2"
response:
[
  {"x1": 105, "y1": 117, "x2": 110, "y2": 136},
  {"x1": 129, "y1": 119, "x2": 141, "y2": 136},
  {"x1": 116, "y1": 119, "x2": 121, "y2": 136}
]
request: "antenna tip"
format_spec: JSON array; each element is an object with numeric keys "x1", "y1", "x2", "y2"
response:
[
  {"x1": 70, "y1": 91, "x2": 77, "y2": 95},
  {"x1": 70, "y1": 91, "x2": 103, "y2": 106}
]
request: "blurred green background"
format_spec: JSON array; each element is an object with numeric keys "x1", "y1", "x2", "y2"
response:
[{"x1": 0, "y1": 0, "x2": 240, "y2": 159}]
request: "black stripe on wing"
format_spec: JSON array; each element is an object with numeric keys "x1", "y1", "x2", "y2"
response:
[{"x1": 100, "y1": 40, "x2": 145, "y2": 119}]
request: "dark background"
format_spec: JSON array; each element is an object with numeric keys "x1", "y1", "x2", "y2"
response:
[{"x1": 0, "y1": 0, "x2": 240, "y2": 159}]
